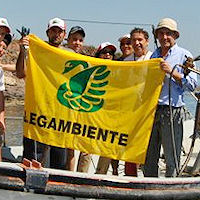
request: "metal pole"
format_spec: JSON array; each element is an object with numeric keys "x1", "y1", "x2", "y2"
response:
[{"x1": 190, "y1": 93, "x2": 200, "y2": 175}]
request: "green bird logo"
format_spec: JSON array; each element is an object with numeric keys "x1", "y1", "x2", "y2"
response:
[{"x1": 57, "y1": 60, "x2": 110, "y2": 112}]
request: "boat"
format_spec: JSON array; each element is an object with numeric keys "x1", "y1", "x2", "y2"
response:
[
  {"x1": 1, "y1": 157, "x2": 200, "y2": 200},
  {"x1": 1, "y1": 117, "x2": 200, "y2": 200},
  {"x1": 1, "y1": 85, "x2": 200, "y2": 200}
]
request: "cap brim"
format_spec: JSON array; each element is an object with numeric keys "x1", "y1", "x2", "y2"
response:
[
  {"x1": 0, "y1": 25, "x2": 10, "y2": 33},
  {"x1": 155, "y1": 27, "x2": 179, "y2": 39},
  {"x1": 47, "y1": 24, "x2": 65, "y2": 31},
  {"x1": 106, "y1": 45, "x2": 116, "y2": 52},
  {"x1": 69, "y1": 30, "x2": 85, "y2": 37}
]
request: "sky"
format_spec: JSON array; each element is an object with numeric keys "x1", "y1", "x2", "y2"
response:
[{"x1": 2, "y1": 0, "x2": 200, "y2": 58}]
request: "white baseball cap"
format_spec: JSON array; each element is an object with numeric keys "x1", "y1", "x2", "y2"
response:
[
  {"x1": 0, "y1": 18, "x2": 11, "y2": 33},
  {"x1": 47, "y1": 17, "x2": 66, "y2": 31},
  {"x1": 118, "y1": 34, "x2": 130, "y2": 42},
  {"x1": 97, "y1": 42, "x2": 117, "y2": 53}
]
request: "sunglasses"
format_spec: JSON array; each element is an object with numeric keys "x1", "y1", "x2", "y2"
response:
[
  {"x1": 99, "y1": 49, "x2": 114, "y2": 55},
  {"x1": 120, "y1": 41, "x2": 131, "y2": 46}
]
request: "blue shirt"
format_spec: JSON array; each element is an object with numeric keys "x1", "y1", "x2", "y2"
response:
[{"x1": 151, "y1": 44, "x2": 197, "y2": 107}]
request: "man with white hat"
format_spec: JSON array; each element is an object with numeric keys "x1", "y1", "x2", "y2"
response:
[
  {"x1": 0, "y1": 17, "x2": 11, "y2": 161},
  {"x1": 0, "y1": 18, "x2": 11, "y2": 42},
  {"x1": 117, "y1": 34, "x2": 133, "y2": 61},
  {"x1": 16, "y1": 17, "x2": 67, "y2": 170},
  {"x1": 144, "y1": 18, "x2": 197, "y2": 177}
]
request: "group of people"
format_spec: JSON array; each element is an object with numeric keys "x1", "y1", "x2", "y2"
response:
[{"x1": 0, "y1": 16, "x2": 197, "y2": 177}]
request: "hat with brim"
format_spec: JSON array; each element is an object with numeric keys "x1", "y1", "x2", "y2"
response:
[
  {"x1": 0, "y1": 18, "x2": 11, "y2": 33},
  {"x1": 68, "y1": 26, "x2": 85, "y2": 38},
  {"x1": 47, "y1": 17, "x2": 66, "y2": 31},
  {"x1": 97, "y1": 42, "x2": 116, "y2": 53},
  {"x1": 95, "y1": 42, "x2": 116, "y2": 58},
  {"x1": 155, "y1": 18, "x2": 180, "y2": 39}
]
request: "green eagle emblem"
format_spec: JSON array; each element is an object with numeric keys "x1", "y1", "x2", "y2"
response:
[{"x1": 57, "y1": 60, "x2": 110, "y2": 112}]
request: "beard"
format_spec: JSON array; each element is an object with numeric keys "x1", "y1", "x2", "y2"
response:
[{"x1": 49, "y1": 36, "x2": 63, "y2": 46}]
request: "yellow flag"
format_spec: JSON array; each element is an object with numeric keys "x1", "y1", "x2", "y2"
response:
[{"x1": 24, "y1": 34, "x2": 164, "y2": 164}]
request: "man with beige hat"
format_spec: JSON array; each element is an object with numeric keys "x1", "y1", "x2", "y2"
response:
[{"x1": 144, "y1": 18, "x2": 197, "y2": 177}]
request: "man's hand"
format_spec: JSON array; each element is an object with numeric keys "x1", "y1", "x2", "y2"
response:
[
  {"x1": 183, "y1": 57, "x2": 195, "y2": 76},
  {"x1": 19, "y1": 35, "x2": 29, "y2": 50},
  {"x1": 160, "y1": 61, "x2": 173, "y2": 74},
  {"x1": 160, "y1": 60, "x2": 182, "y2": 83}
]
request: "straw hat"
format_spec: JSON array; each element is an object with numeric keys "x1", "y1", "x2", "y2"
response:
[{"x1": 155, "y1": 18, "x2": 180, "y2": 39}]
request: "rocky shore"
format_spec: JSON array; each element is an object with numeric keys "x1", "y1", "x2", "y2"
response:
[{"x1": 0, "y1": 40, "x2": 25, "y2": 106}]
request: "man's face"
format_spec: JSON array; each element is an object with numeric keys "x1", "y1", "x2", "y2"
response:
[
  {"x1": 0, "y1": 26, "x2": 9, "y2": 42},
  {"x1": 67, "y1": 32, "x2": 84, "y2": 53},
  {"x1": 156, "y1": 28, "x2": 176, "y2": 49},
  {"x1": 120, "y1": 38, "x2": 133, "y2": 57},
  {"x1": 0, "y1": 41, "x2": 7, "y2": 57},
  {"x1": 131, "y1": 32, "x2": 149, "y2": 57},
  {"x1": 47, "y1": 26, "x2": 65, "y2": 47}
]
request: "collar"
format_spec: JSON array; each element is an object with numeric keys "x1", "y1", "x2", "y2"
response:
[{"x1": 157, "y1": 43, "x2": 178, "y2": 58}]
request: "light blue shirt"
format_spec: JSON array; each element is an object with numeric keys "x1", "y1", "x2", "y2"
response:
[{"x1": 151, "y1": 44, "x2": 197, "y2": 107}]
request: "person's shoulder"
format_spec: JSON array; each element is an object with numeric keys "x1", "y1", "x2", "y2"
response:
[
  {"x1": 124, "y1": 53, "x2": 134, "y2": 61},
  {"x1": 146, "y1": 51, "x2": 153, "y2": 59},
  {"x1": 151, "y1": 48, "x2": 160, "y2": 58},
  {"x1": 173, "y1": 44, "x2": 193, "y2": 57},
  {"x1": 63, "y1": 47, "x2": 75, "y2": 52}
]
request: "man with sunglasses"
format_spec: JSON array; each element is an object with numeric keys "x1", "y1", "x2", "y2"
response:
[
  {"x1": 117, "y1": 34, "x2": 133, "y2": 61},
  {"x1": 95, "y1": 42, "x2": 117, "y2": 175},
  {"x1": 95, "y1": 42, "x2": 116, "y2": 59}
]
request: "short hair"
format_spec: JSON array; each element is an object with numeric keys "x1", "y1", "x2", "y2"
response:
[{"x1": 130, "y1": 28, "x2": 149, "y2": 40}]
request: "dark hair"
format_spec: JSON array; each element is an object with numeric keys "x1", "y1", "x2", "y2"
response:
[{"x1": 130, "y1": 28, "x2": 149, "y2": 40}]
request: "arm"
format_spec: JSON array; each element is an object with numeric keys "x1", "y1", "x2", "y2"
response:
[
  {"x1": 16, "y1": 36, "x2": 29, "y2": 79},
  {"x1": 160, "y1": 60, "x2": 182, "y2": 83},
  {"x1": 160, "y1": 60, "x2": 197, "y2": 91},
  {"x1": 1, "y1": 64, "x2": 16, "y2": 72},
  {"x1": 0, "y1": 91, "x2": 5, "y2": 135}
]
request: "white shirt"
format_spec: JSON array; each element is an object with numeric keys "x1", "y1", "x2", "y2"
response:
[
  {"x1": 0, "y1": 67, "x2": 5, "y2": 91},
  {"x1": 124, "y1": 51, "x2": 152, "y2": 61}
]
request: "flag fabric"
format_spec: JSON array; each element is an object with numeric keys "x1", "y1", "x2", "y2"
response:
[{"x1": 24, "y1": 34, "x2": 165, "y2": 164}]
